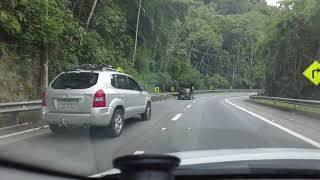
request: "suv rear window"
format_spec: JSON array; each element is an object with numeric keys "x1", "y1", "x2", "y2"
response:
[
  {"x1": 180, "y1": 88, "x2": 190, "y2": 93},
  {"x1": 51, "y1": 72, "x2": 99, "y2": 89}
]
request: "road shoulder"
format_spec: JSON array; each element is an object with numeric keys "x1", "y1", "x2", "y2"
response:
[{"x1": 227, "y1": 96, "x2": 320, "y2": 148}]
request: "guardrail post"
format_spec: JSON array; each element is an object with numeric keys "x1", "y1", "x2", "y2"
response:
[{"x1": 14, "y1": 112, "x2": 20, "y2": 125}]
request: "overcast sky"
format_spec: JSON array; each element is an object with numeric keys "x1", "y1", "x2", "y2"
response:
[{"x1": 266, "y1": 0, "x2": 279, "y2": 6}]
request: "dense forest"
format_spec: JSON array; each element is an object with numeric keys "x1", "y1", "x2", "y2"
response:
[{"x1": 0, "y1": 0, "x2": 319, "y2": 102}]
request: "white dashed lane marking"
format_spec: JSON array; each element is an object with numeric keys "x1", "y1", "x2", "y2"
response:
[
  {"x1": 133, "y1": 151, "x2": 145, "y2": 155},
  {"x1": 171, "y1": 113, "x2": 182, "y2": 121}
]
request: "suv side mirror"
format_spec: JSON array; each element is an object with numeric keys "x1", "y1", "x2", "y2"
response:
[{"x1": 140, "y1": 86, "x2": 146, "y2": 91}]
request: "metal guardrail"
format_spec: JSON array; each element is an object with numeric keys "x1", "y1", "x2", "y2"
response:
[
  {"x1": 249, "y1": 96, "x2": 320, "y2": 108},
  {"x1": 0, "y1": 89, "x2": 262, "y2": 114},
  {"x1": 163, "y1": 89, "x2": 263, "y2": 96},
  {"x1": 249, "y1": 96, "x2": 320, "y2": 117},
  {"x1": 0, "y1": 101, "x2": 41, "y2": 114},
  {"x1": 0, "y1": 95, "x2": 172, "y2": 114}
]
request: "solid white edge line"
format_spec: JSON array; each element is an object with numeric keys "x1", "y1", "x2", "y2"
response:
[
  {"x1": 0, "y1": 125, "x2": 49, "y2": 139},
  {"x1": 225, "y1": 97, "x2": 320, "y2": 148},
  {"x1": 0, "y1": 123, "x2": 29, "y2": 130},
  {"x1": 90, "y1": 151, "x2": 146, "y2": 178},
  {"x1": 90, "y1": 169, "x2": 120, "y2": 178},
  {"x1": 171, "y1": 113, "x2": 182, "y2": 121}
]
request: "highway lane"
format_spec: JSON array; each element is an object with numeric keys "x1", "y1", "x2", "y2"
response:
[{"x1": 0, "y1": 93, "x2": 318, "y2": 176}]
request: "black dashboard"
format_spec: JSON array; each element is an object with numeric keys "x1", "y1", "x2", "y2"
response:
[{"x1": 1, "y1": 154, "x2": 320, "y2": 180}]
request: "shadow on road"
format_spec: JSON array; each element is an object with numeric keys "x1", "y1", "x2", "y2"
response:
[{"x1": 40, "y1": 116, "x2": 144, "y2": 140}]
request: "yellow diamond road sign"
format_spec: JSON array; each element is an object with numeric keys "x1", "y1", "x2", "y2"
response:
[
  {"x1": 303, "y1": 60, "x2": 320, "y2": 86},
  {"x1": 154, "y1": 87, "x2": 160, "y2": 93}
]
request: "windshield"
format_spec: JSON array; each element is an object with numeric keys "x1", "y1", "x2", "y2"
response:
[{"x1": 1, "y1": 0, "x2": 320, "y2": 177}]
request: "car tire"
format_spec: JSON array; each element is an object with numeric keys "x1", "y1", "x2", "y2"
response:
[
  {"x1": 178, "y1": 96, "x2": 181, "y2": 100},
  {"x1": 141, "y1": 102, "x2": 151, "y2": 121},
  {"x1": 49, "y1": 124, "x2": 67, "y2": 134},
  {"x1": 108, "y1": 109, "x2": 124, "y2": 137}
]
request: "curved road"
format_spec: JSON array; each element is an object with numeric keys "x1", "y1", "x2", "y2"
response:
[{"x1": 0, "y1": 93, "x2": 319, "y2": 176}]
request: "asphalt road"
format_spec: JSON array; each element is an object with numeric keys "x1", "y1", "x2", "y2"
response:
[{"x1": 0, "y1": 93, "x2": 319, "y2": 176}]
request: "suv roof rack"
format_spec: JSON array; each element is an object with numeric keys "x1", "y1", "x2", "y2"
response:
[{"x1": 67, "y1": 64, "x2": 117, "y2": 72}]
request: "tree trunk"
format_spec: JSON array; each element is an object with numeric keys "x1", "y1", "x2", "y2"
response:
[
  {"x1": 78, "y1": 0, "x2": 83, "y2": 17},
  {"x1": 86, "y1": 0, "x2": 98, "y2": 30},
  {"x1": 250, "y1": 42, "x2": 254, "y2": 89},
  {"x1": 188, "y1": 41, "x2": 195, "y2": 62},
  {"x1": 132, "y1": 0, "x2": 142, "y2": 66},
  {"x1": 152, "y1": 44, "x2": 156, "y2": 72},
  {"x1": 250, "y1": 43, "x2": 253, "y2": 67},
  {"x1": 40, "y1": 0, "x2": 49, "y2": 94},
  {"x1": 72, "y1": 0, "x2": 79, "y2": 13},
  {"x1": 198, "y1": 47, "x2": 210, "y2": 70},
  {"x1": 316, "y1": 46, "x2": 320, "y2": 60},
  {"x1": 40, "y1": 46, "x2": 48, "y2": 94},
  {"x1": 232, "y1": 61, "x2": 235, "y2": 89},
  {"x1": 232, "y1": 46, "x2": 240, "y2": 88},
  {"x1": 206, "y1": 54, "x2": 212, "y2": 70}
]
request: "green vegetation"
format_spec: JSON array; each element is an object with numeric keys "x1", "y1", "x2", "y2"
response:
[
  {"x1": 0, "y1": 0, "x2": 319, "y2": 102},
  {"x1": 256, "y1": 0, "x2": 320, "y2": 99}
]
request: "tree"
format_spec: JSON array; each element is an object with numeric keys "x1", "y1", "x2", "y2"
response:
[
  {"x1": 132, "y1": 0, "x2": 142, "y2": 66},
  {"x1": 255, "y1": 0, "x2": 320, "y2": 99},
  {"x1": 0, "y1": 0, "x2": 276, "y2": 102},
  {"x1": 86, "y1": 0, "x2": 98, "y2": 30}
]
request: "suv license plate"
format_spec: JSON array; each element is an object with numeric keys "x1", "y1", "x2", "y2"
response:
[{"x1": 58, "y1": 101, "x2": 77, "y2": 108}]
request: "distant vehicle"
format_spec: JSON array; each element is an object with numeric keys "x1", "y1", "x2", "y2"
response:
[
  {"x1": 178, "y1": 88, "x2": 194, "y2": 100},
  {"x1": 41, "y1": 64, "x2": 152, "y2": 137}
]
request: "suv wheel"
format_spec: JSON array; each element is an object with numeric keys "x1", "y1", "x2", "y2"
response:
[
  {"x1": 141, "y1": 103, "x2": 151, "y2": 121},
  {"x1": 49, "y1": 124, "x2": 67, "y2": 134},
  {"x1": 108, "y1": 109, "x2": 124, "y2": 137}
]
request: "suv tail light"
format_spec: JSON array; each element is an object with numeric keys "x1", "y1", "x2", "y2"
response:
[
  {"x1": 93, "y1": 89, "x2": 106, "y2": 108},
  {"x1": 41, "y1": 91, "x2": 47, "y2": 106}
]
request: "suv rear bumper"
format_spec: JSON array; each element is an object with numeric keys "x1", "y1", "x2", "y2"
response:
[
  {"x1": 41, "y1": 107, "x2": 114, "y2": 127},
  {"x1": 178, "y1": 93, "x2": 193, "y2": 99}
]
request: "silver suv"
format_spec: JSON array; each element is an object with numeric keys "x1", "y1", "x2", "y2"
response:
[{"x1": 41, "y1": 66, "x2": 151, "y2": 137}]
